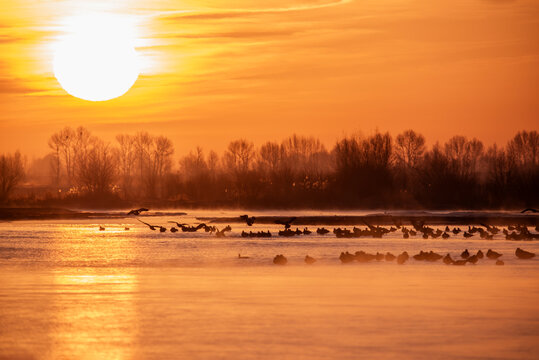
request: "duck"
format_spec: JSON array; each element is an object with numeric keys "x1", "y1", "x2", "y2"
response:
[
  {"x1": 467, "y1": 254, "x2": 478, "y2": 264},
  {"x1": 304, "y1": 255, "x2": 316, "y2": 264},
  {"x1": 303, "y1": 228, "x2": 312, "y2": 235},
  {"x1": 453, "y1": 259, "x2": 467, "y2": 266},
  {"x1": 515, "y1": 248, "x2": 535, "y2": 259},
  {"x1": 496, "y1": 260, "x2": 504, "y2": 266},
  {"x1": 238, "y1": 254, "x2": 250, "y2": 259},
  {"x1": 124, "y1": 227, "x2": 130, "y2": 231},
  {"x1": 99, "y1": 226, "x2": 105, "y2": 231},
  {"x1": 476, "y1": 250, "x2": 484, "y2": 259},
  {"x1": 461, "y1": 249, "x2": 470, "y2": 259},
  {"x1": 170, "y1": 227, "x2": 178, "y2": 233},
  {"x1": 443, "y1": 253, "x2": 454, "y2": 265}
]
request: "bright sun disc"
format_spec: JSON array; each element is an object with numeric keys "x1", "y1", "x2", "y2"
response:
[{"x1": 53, "y1": 13, "x2": 140, "y2": 101}]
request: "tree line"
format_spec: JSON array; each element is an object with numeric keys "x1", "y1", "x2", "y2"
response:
[{"x1": 1, "y1": 127, "x2": 537, "y2": 209}]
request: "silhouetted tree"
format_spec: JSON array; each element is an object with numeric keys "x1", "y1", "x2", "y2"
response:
[
  {"x1": 75, "y1": 140, "x2": 117, "y2": 196},
  {"x1": 0, "y1": 151, "x2": 25, "y2": 203}
]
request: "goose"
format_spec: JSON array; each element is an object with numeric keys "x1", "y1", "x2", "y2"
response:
[
  {"x1": 515, "y1": 248, "x2": 535, "y2": 259},
  {"x1": 317, "y1": 227, "x2": 330, "y2": 235},
  {"x1": 273, "y1": 254, "x2": 287, "y2": 265},
  {"x1": 385, "y1": 252, "x2": 396, "y2": 261},
  {"x1": 240, "y1": 214, "x2": 255, "y2": 226},
  {"x1": 275, "y1": 217, "x2": 297, "y2": 229},
  {"x1": 397, "y1": 251, "x2": 409, "y2": 265},
  {"x1": 138, "y1": 219, "x2": 159, "y2": 230},
  {"x1": 486, "y1": 249, "x2": 502, "y2": 259},
  {"x1": 127, "y1": 208, "x2": 149, "y2": 216},
  {"x1": 339, "y1": 251, "x2": 355, "y2": 264}
]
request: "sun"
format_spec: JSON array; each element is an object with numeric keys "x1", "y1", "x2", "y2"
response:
[{"x1": 53, "y1": 13, "x2": 140, "y2": 102}]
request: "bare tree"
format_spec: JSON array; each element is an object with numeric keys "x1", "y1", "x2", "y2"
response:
[
  {"x1": 115, "y1": 134, "x2": 136, "y2": 198},
  {"x1": 0, "y1": 151, "x2": 25, "y2": 203},
  {"x1": 507, "y1": 130, "x2": 538, "y2": 167},
  {"x1": 75, "y1": 140, "x2": 117, "y2": 196},
  {"x1": 394, "y1": 130, "x2": 425, "y2": 169},
  {"x1": 224, "y1": 139, "x2": 255, "y2": 173}
]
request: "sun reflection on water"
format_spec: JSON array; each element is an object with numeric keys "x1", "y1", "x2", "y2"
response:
[{"x1": 49, "y1": 271, "x2": 138, "y2": 360}]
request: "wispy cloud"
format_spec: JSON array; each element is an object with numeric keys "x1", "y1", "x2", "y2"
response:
[{"x1": 158, "y1": 0, "x2": 353, "y2": 21}]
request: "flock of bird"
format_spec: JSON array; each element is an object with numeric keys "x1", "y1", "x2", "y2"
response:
[
  {"x1": 268, "y1": 247, "x2": 536, "y2": 266},
  {"x1": 96, "y1": 208, "x2": 539, "y2": 266},
  {"x1": 112, "y1": 210, "x2": 539, "y2": 242}
]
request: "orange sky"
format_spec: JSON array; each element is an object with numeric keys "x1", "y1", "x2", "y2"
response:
[{"x1": 1, "y1": 0, "x2": 538, "y2": 157}]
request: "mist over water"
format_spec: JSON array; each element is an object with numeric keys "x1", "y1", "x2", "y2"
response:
[{"x1": 1, "y1": 210, "x2": 538, "y2": 359}]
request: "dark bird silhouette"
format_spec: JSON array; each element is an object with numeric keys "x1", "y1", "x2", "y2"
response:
[
  {"x1": 305, "y1": 255, "x2": 316, "y2": 264},
  {"x1": 127, "y1": 208, "x2": 149, "y2": 216},
  {"x1": 215, "y1": 225, "x2": 232, "y2": 237},
  {"x1": 397, "y1": 251, "x2": 409, "y2": 265},
  {"x1": 316, "y1": 227, "x2": 330, "y2": 235},
  {"x1": 99, "y1": 226, "x2": 105, "y2": 231},
  {"x1": 486, "y1": 249, "x2": 502, "y2": 260},
  {"x1": 275, "y1": 217, "x2": 297, "y2": 229},
  {"x1": 339, "y1": 251, "x2": 355, "y2": 264},
  {"x1": 238, "y1": 253, "x2": 250, "y2": 259},
  {"x1": 515, "y1": 248, "x2": 535, "y2": 259},
  {"x1": 137, "y1": 219, "x2": 159, "y2": 231},
  {"x1": 385, "y1": 252, "x2": 396, "y2": 261},
  {"x1": 273, "y1": 254, "x2": 287, "y2": 265},
  {"x1": 240, "y1": 214, "x2": 255, "y2": 226},
  {"x1": 170, "y1": 227, "x2": 178, "y2": 233},
  {"x1": 521, "y1": 208, "x2": 538, "y2": 213},
  {"x1": 124, "y1": 227, "x2": 130, "y2": 231}
]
